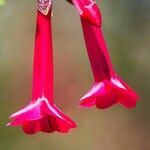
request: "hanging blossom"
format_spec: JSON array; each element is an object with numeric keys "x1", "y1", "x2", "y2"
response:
[
  {"x1": 8, "y1": 1, "x2": 76, "y2": 134},
  {"x1": 70, "y1": 0, "x2": 139, "y2": 108}
]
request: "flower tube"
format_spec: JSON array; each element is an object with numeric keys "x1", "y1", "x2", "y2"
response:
[
  {"x1": 8, "y1": 2, "x2": 76, "y2": 134},
  {"x1": 70, "y1": 0, "x2": 101, "y2": 27},
  {"x1": 70, "y1": 0, "x2": 139, "y2": 109}
]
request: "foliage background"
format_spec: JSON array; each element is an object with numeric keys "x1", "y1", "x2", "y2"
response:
[{"x1": 0, "y1": 0, "x2": 150, "y2": 149}]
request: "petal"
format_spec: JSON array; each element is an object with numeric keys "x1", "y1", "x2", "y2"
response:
[
  {"x1": 96, "y1": 80, "x2": 118, "y2": 109},
  {"x1": 80, "y1": 82, "x2": 102, "y2": 107},
  {"x1": 23, "y1": 121, "x2": 37, "y2": 134},
  {"x1": 80, "y1": 76, "x2": 139, "y2": 109},
  {"x1": 22, "y1": 116, "x2": 55, "y2": 134},
  {"x1": 9, "y1": 100, "x2": 43, "y2": 126},
  {"x1": 111, "y1": 76, "x2": 139, "y2": 108},
  {"x1": 8, "y1": 97, "x2": 76, "y2": 134}
]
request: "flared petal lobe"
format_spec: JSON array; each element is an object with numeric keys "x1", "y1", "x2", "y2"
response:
[
  {"x1": 72, "y1": 0, "x2": 102, "y2": 26},
  {"x1": 80, "y1": 75, "x2": 139, "y2": 109},
  {"x1": 8, "y1": 97, "x2": 76, "y2": 134}
]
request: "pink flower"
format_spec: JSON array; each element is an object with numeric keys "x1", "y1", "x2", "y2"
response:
[
  {"x1": 8, "y1": 8, "x2": 76, "y2": 134},
  {"x1": 71, "y1": 0, "x2": 139, "y2": 109}
]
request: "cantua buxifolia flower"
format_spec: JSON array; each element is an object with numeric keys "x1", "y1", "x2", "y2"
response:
[
  {"x1": 8, "y1": 2, "x2": 76, "y2": 134},
  {"x1": 71, "y1": 0, "x2": 139, "y2": 108}
]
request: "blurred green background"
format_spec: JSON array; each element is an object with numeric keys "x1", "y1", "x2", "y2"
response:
[{"x1": 0, "y1": 0, "x2": 150, "y2": 150}]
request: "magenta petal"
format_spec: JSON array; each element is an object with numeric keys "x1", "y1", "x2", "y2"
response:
[
  {"x1": 8, "y1": 97, "x2": 76, "y2": 134},
  {"x1": 22, "y1": 116, "x2": 55, "y2": 134},
  {"x1": 95, "y1": 80, "x2": 118, "y2": 109},
  {"x1": 80, "y1": 76, "x2": 139, "y2": 109},
  {"x1": 80, "y1": 81, "x2": 117, "y2": 109},
  {"x1": 111, "y1": 76, "x2": 139, "y2": 108},
  {"x1": 80, "y1": 82, "x2": 101, "y2": 107},
  {"x1": 72, "y1": 0, "x2": 102, "y2": 26},
  {"x1": 23, "y1": 121, "x2": 37, "y2": 134}
]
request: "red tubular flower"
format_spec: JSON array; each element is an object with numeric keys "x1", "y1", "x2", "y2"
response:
[
  {"x1": 8, "y1": 6, "x2": 76, "y2": 134},
  {"x1": 71, "y1": 0, "x2": 139, "y2": 109}
]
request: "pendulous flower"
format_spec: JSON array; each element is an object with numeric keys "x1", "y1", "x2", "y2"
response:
[
  {"x1": 8, "y1": 3, "x2": 76, "y2": 134},
  {"x1": 71, "y1": 0, "x2": 139, "y2": 109}
]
